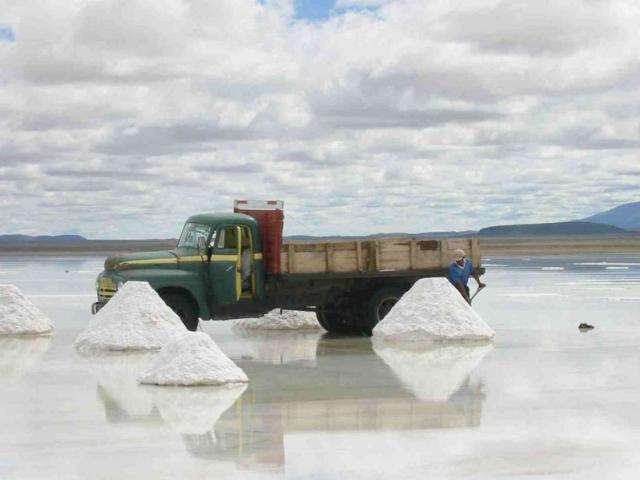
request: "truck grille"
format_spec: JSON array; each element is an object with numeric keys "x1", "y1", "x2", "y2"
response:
[{"x1": 98, "y1": 277, "x2": 117, "y2": 302}]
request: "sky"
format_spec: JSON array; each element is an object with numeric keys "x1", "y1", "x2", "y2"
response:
[{"x1": 0, "y1": 0, "x2": 639, "y2": 239}]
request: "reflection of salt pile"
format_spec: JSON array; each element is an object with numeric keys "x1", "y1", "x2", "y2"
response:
[
  {"x1": 139, "y1": 331, "x2": 248, "y2": 386},
  {"x1": 231, "y1": 329, "x2": 322, "y2": 365},
  {"x1": 373, "y1": 278, "x2": 495, "y2": 343},
  {"x1": 0, "y1": 284, "x2": 53, "y2": 335},
  {"x1": 152, "y1": 384, "x2": 246, "y2": 435},
  {"x1": 88, "y1": 353, "x2": 157, "y2": 421},
  {"x1": 0, "y1": 336, "x2": 52, "y2": 383},
  {"x1": 373, "y1": 340, "x2": 493, "y2": 401},
  {"x1": 232, "y1": 309, "x2": 322, "y2": 330},
  {"x1": 75, "y1": 281, "x2": 186, "y2": 352}
]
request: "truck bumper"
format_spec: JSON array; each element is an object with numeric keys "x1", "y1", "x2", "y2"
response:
[{"x1": 91, "y1": 302, "x2": 106, "y2": 315}]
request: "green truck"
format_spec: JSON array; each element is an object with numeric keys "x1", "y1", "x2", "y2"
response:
[{"x1": 93, "y1": 201, "x2": 484, "y2": 334}]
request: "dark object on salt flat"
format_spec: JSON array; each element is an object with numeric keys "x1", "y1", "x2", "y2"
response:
[{"x1": 578, "y1": 323, "x2": 594, "y2": 331}]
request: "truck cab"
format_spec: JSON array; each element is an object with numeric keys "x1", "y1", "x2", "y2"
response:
[{"x1": 94, "y1": 212, "x2": 270, "y2": 330}]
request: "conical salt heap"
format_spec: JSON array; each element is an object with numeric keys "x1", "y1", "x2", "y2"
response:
[
  {"x1": 75, "y1": 281, "x2": 186, "y2": 353},
  {"x1": 233, "y1": 309, "x2": 322, "y2": 330},
  {"x1": 139, "y1": 331, "x2": 248, "y2": 386},
  {"x1": 373, "y1": 277, "x2": 495, "y2": 343},
  {"x1": 0, "y1": 284, "x2": 53, "y2": 335}
]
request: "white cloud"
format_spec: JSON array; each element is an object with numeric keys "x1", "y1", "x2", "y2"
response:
[{"x1": 0, "y1": 0, "x2": 638, "y2": 238}]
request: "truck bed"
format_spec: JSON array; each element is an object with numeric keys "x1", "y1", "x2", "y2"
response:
[{"x1": 280, "y1": 237, "x2": 481, "y2": 275}]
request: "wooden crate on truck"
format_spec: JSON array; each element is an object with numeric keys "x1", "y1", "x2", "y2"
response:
[{"x1": 280, "y1": 237, "x2": 481, "y2": 275}]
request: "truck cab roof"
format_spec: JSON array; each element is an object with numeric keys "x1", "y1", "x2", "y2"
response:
[{"x1": 186, "y1": 212, "x2": 257, "y2": 226}]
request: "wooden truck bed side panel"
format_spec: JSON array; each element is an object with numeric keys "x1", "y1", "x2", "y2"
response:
[{"x1": 280, "y1": 237, "x2": 481, "y2": 275}]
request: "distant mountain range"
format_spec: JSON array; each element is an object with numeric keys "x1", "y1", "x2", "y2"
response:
[
  {"x1": 0, "y1": 234, "x2": 88, "y2": 244},
  {"x1": 581, "y1": 201, "x2": 640, "y2": 230},
  {"x1": 287, "y1": 222, "x2": 627, "y2": 241},
  {"x1": 288, "y1": 202, "x2": 639, "y2": 240},
  {"x1": 1, "y1": 201, "x2": 638, "y2": 245},
  {"x1": 478, "y1": 221, "x2": 626, "y2": 237}
]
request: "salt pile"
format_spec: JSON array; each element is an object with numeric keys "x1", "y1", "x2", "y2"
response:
[
  {"x1": 0, "y1": 284, "x2": 53, "y2": 335},
  {"x1": 232, "y1": 309, "x2": 322, "y2": 330},
  {"x1": 139, "y1": 331, "x2": 248, "y2": 386},
  {"x1": 372, "y1": 277, "x2": 495, "y2": 343},
  {"x1": 373, "y1": 341, "x2": 493, "y2": 401},
  {"x1": 75, "y1": 281, "x2": 186, "y2": 353}
]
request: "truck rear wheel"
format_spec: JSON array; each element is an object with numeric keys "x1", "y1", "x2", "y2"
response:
[
  {"x1": 360, "y1": 286, "x2": 406, "y2": 333},
  {"x1": 160, "y1": 291, "x2": 199, "y2": 331},
  {"x1": 316, "y1": 307, "x2": 357, "y2": 334},
  {"x1": 316, "y1": 291, "x2": 363, "y2": 335}
]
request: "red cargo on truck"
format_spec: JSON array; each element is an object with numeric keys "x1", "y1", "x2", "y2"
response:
[{"x1": 234, "y1": 200, "x2": 284, "y2": 275}]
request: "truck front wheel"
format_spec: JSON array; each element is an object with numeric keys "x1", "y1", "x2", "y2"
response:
[{"x1": 160, "y1": 291, "x2": 199, "y2": 331}]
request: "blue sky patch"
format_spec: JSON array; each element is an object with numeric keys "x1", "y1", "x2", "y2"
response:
[
  {"x1": 257, "y1": 1, "x2": 380, "y2": 22},
  {"x1": 295, "y1": 0, "x2": 336, "y2": 21},
  {"x1": 0, "y1": 26, "x2": 15, "y2": 42}
]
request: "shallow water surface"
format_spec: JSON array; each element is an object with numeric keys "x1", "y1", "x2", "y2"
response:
[{"x1": 1, "y1": 254, "x2": 640, "y2": 479}]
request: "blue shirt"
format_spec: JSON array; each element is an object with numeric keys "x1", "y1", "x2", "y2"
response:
[{"x1": 449, "y1": 260, "x2": 474, "y2": 287}]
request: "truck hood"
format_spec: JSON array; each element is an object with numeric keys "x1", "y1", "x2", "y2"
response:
[{"x1": 105, "y1": 250, "x2": 178, "y2": 271}]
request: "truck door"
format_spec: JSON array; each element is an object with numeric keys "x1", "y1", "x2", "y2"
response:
[{"x1": 209, "y1": 225, "x2": 242, "y2": 304}]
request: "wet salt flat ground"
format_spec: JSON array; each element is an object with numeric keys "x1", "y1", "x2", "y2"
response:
[{"x1": 1, "y1": 254, "x2": 640, "y2": 479}]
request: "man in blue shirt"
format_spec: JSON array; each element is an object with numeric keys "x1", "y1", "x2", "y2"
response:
[{"x1": 449, "y1": 249, "x2": 485, "y2": 304}]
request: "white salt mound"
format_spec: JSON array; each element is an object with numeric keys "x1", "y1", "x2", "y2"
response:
[
  {"x1": 232, "y1": 309, "x2": 322, "y2": 330},
  {"x1": 0, "y1": 284, "x2": 53, "y2": 335},
  {"x1": 373, "y1": 277, "x2": 495, "y2": 343},
  {"x1": 75, "y1": 281, "x2": 186, "y2": 353},
  {"x1": 138, "y1": 331, "x2": 248, "y2": 386}
]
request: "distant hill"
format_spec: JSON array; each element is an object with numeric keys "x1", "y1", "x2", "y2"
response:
[
  {"x1": 581, "y1": 201, "x2": 640, "y2": 230},
  {"x1": 479, "y1": 221, "x2": 627, "y2": 237},
  {"x1": 0, "y1": 234, "x2": 88, "y2": 244}
]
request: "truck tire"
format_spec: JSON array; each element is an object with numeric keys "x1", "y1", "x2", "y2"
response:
[
  {"x1": 315, "y1": 307, "x2": 331, "y2": 331},
  {"x1": 361, "y1": 286, "x2": 406, "y2": 333},
  {"x1": 316, "y1": 306, "x2": 356, "y2": 334},
  {"x1": 316, "y1": 290, "x2": 365, "y2": 335},
  {"x1": 160, "y1": 291, "x2": 199, "y2": 331}
]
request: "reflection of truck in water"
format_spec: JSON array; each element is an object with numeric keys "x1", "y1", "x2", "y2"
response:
[
  {"x1": 95, "y1": 336, "x2": 487, "y2": 466},
  {"x1": 93, "y1": 200, "x2": 484, "y2": 334}
]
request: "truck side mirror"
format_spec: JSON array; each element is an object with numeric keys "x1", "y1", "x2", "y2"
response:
[
  {"x1": 205, "y1": 231, "x2": 217, "y2": 261},
  {"x1": 197, "y1": 236, "x2": 206, "y2": 255}
]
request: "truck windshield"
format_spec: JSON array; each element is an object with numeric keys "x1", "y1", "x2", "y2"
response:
[{"x1": 177, "y1": 223, "x2": 211, "y2": 249}]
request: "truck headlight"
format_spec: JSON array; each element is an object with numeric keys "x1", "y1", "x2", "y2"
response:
[{"x1": 116, "y1": 280, "x2": 124, "y2": 290}]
